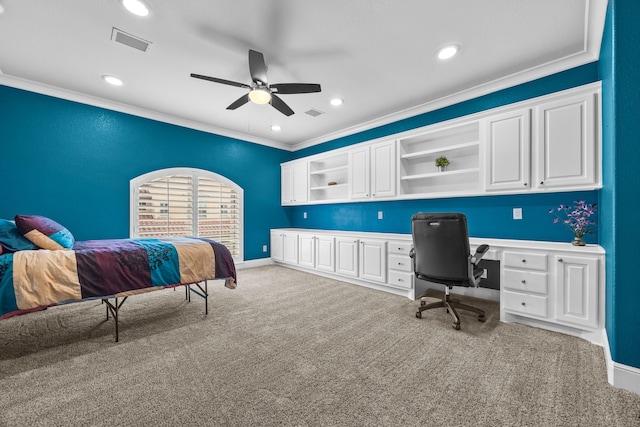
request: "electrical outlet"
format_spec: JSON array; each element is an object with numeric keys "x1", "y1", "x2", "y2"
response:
[
  {"x1": 262, "y1": 245, "x2": 267, "y2": 252},
  {"x1": 378, "y1": 211, "x2": 383, "y2": 220},
  {"x1": 513, "y1": 207, "x2": 523, "y2": 220}
]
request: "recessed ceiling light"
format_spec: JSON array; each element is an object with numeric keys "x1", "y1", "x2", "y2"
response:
[
  {"x1": 121, "y1": 0, "x2": 150, "y2": 17},
  {"x1": 437, "y1": 44, "x2": 459, "y2": 60},
  {"x1": 102, "y1": 75, "x2": 124, "y2": 86},
  {"x1": 271, "y1": 125, "x2": 282, "y2": 132},
  {"x1": 330, "y1": 98, "x2": 344, "y2": 106}
]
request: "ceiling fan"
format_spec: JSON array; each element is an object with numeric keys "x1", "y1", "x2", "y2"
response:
[{"x1": 190, "y1": 49, "x2": 321, "y2": 116}]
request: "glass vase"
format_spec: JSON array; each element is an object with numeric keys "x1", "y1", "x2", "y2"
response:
[{"x1": 572, "y1": 236, "x2": 586, "y2": 246}]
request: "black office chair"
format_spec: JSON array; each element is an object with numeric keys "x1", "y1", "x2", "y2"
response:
[{"x1": 410, "y1": 212, "x2": 489, "y2": 330}]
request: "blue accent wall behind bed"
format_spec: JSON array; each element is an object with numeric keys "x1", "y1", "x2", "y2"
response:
[{"x1": 0, "y1": 85, "x2": 290, "y2": 261}]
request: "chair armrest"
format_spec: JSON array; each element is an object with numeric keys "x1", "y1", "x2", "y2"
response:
[
  {"x1": 409, "y1": 248, "x2": 415, "y2": 258},
  {"x1": 470, "y1": 244, "x2": 490, "y2": 265}
]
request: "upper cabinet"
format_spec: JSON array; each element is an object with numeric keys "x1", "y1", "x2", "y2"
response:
[
  {"x1": 483, "y1": 109, "x2": 531, "y2": 191},
  {"x1": 281, "y1": 160, "x2": 308, "y2": 205},
  {"x1": 350, "y1": 140, "x2": 396, "y2": 200},
  {"x1": 281, "y1": 83, "x2": 601, "y2": 206},
  {"x1": 534, "y1": 92, "x2": 597, "y2": 190}
]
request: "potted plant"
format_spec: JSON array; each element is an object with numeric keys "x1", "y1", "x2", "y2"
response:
[
  {"x1": 435, "y1": 156, "x2": 450, "y2": 172},
  {"x1": 549, "y1": 200, "x2": 597, "y2": 246}
]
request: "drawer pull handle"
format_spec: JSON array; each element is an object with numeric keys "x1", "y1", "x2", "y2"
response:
[
  {"x1": 558, "y1": 258, "x2": 564, "y2": 263},
  {"x1": 398, "y1": 262, "x2": 403, "y2": 266},
  {"x1": 397, "y1": 278, "x2": 404, "y2": 282},
  {"x1": 521, "y1": 302, "x2": 526, "y2": 306},
  {"x1": 521, "y1": 280, "x2": 526, "y2": 284},
  {"x1": 522, "y1": 259, "x2": 527, "y2": 263}
]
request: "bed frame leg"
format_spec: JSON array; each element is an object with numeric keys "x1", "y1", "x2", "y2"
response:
[
  {"x1": 101, "y1": 296, "x2": 128, "y2": 342},
  {"x1": 186, "y1": 281, "x2": 209, "y2": 315}
]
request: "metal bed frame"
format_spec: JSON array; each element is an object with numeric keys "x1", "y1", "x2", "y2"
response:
[{"x1": 101, "y1": 281, "x2": 209, "y2": 342}]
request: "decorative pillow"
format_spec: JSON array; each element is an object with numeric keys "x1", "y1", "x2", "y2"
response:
[
  {"x1": 0, "y1": 219, "x2": 38, "y2": 253},
  {"x1": 14, "y1": 215, "x2": 75, "y2": 251}
]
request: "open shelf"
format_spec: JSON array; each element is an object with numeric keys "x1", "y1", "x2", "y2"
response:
[
  {"x1": 400, "y1": 141, "x2": 479, "y2": 160},
  {"x1": 401, "y1": 167, "x2": 480, "y2": 181}
]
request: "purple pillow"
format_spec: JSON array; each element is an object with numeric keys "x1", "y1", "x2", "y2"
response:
[{"x1": 14, "y1": 215, "x2": 75, "y2": 250}]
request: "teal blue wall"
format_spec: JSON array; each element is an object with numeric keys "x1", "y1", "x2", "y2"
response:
[
  {"x1": 0, "y1": 85, "x2": 290, "y2": 260},
  {"x1": 287, "y1": 63, "x2": 601, "y2": 245},
  {"x1": 599, "y1": 0, "x2": 640, "y2": 370}
]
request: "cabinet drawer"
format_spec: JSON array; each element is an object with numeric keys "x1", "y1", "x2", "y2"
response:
[
  {"x1": 503, "y1": 251, "x2": 548, "y2": 271},
  {"x1": 503, "y1": 268, "x2": 548, "y2": 294},
  {"x1": 503, "y1": 290, "x2": 548, "y2": 318},
  {"x1": 388, "y1": 270, "x2": 413, "y2": 290},
  {"x1": 388, "y1": 253, "x2": 412, "y2": 272},
  {"x1": 388, "y1": 241, "x2": 412, "y2": 256}
]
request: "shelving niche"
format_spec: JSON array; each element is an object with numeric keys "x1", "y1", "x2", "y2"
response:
[
  {"x1": 309, "y1": 151, "x2": 349, "y2": 202},
  {"x1": 398, "y1": 121, "x2": 481, "y2": 196}
]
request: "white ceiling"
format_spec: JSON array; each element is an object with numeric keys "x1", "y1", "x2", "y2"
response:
[{"x1": 0, "y1": 0, "x2": 607, "y2": 151}]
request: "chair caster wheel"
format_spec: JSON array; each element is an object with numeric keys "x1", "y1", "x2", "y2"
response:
[
  {"x1": 420, "y1": 300, "x2": 426, "y2": 307},
  {"x1": 478, "y1": 315, "x2": 486, "y2": 322},
  {"x1": 453, "y1": 322, "x2": 461, "y2": 330},
  {"x1": 415, "y1": 311, "x2": 422, "y2": 319}
]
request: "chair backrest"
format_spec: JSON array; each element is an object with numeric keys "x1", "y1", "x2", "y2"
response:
[{"x1": 411, "y1": 212, "x2": 471, "y2": 285}]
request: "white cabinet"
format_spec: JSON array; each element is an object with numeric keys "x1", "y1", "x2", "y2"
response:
[
  {"x1": 484, "y1": 109, "x2": 531, "y2": 191},
  {"x1": 335, "y1": 237, "x2": 359, "y2": 277},
  {"x1": 534, "y1": 92, "x2": 597, "y2": 190},
  {"x1": 359, "y1": 239, "x2": 387, "y2": 283},
  {"x1": 349, "y1": 140, "x2": 396, "y2": 200},
  {"x1": 315, "y1": 235, "x2": 335, "y2": 273},
  {"x1": 554, "y1": 254, "x2": 599, "y2": 329},
  {"x1": 502, "y1": 251, "x2": 550, "y2": 320},
  {"x1": 281, "y1": 160, "x2": 308, "y2": 205},
  {"x1": 270, "y1": 230, "x2": 284, "y2": 262},
  {"x1": 298, "y1": 233, "x2": 316, "y2": 268},
  {"x1": 387, "y1": 241, "x2": 413, "y2": 290},
  {"x1": 282, "y1": 233, "x2": 299, "y2": 264},
  {"x1": 501, "y1": 247, "x2": 602, "y2": 335}
]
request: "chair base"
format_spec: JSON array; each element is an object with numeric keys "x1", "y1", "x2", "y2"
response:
[{"x1": 415, "y1": 290, "x2": 486, "y2": 330}]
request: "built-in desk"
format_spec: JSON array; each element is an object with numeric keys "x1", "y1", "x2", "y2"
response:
[{"x1": 271, "y1": 228, "x2": 605, "y2": 345}]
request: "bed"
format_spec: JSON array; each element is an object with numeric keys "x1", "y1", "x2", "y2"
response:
[{"x1": 0, "y1": 215, "x2": 237, "y2": 341}]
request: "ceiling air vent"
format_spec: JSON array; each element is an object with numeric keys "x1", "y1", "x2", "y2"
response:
[
  {"x1": 111, "y1": 28, "x2": 152, "y2": 53},
  {"x1": 305, "y1": 108, "x2": 325, "y2": 117}
]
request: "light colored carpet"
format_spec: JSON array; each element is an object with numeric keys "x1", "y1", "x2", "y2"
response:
[{"x1": 1, "y1": 265, "x2": 639, "y2": 426}]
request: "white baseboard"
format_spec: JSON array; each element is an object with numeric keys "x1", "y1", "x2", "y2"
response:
[
  {"x1": 602, "y1": 330, "x2": 640, "y2": 395},
  {"x1": 234, "y1": 257, "x2": 274, "y2": 269}
]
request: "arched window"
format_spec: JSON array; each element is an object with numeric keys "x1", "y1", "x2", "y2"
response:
[{"x1": 130, "y1": 168, "x2": 243, "y2": 261}]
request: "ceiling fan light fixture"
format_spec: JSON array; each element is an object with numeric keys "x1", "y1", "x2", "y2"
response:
[
  {"x1": 437, "y1": 44, "x2": 459, "y2": 60},
  {"x1": 121, "y1": 0, "x2": 150, "y2": 17},
  {"x1": 330, "y1": 98, "x2": 344, "y2": 106},
  {"x1": 249, "y1": 88, "x2": 272, "y2": 105}
]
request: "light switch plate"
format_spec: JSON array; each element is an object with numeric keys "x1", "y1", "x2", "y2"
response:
[
  {"x1": 513, "y1": 207, "x2": 523, "y2": 220},
  {"x1": 378, "y1": 211, "x2": 383, "y2": 220},
  {"x1": 303, "y1": 212, "x2": 307, "y2": 219}
]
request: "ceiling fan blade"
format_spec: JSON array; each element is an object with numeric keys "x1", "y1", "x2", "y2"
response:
[
  {"x1": 270, "y1": 83, "x2": 321, "y2": 94},
  {"x1": 270, "y1": 94, "x2": 294, "y2": 116},
  {"x1": 248, "y1": 49, "x2": 268, "y2": 85},
  {"x1": 190, "y1": 73, "x2": 250, "y2": 89},
  {"x1": 227, "y1": 94, "x2": 250, "y2": 110}
]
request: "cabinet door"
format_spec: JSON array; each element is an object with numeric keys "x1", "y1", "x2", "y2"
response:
[
  {"x1": 270, "y1": 231, "x2": 284, "y2": 262},
  {"x1": 281, "y1": 165, "x2": 294, "y2": 205},
  {"x1": 335, "y1": 237, "x2": 359, "y2": 277},
  {"x1": 315, "y1": 235, "x2": 335, "y2": 273},
  {"x1": 535, "y1": 93, "x2": 596, "y2": 189},
  {"x1": 371, "y1": 141, "x2": 396, "y2": 198},
  {"x1": 359, "y1": 239, "x2": 387, "y2": 283},
  {"x1": 282, "y1": 233, "x2": 299, "y2": 264},
  {"x1": 554, "y1": 255, "x2": 599, "y2": 329},
  {"x1": 349, "y1": 146, "x2": 370, "y2": 199},
  {"x1": 298, "y1": 234, "x2": 316, "y2": 268},
  {"x1": 292, "y1": 161, "x2": 308, "y2": 203},
  {"x1": 484, "y1": 109, "x2": 531, "y2": 191}
]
